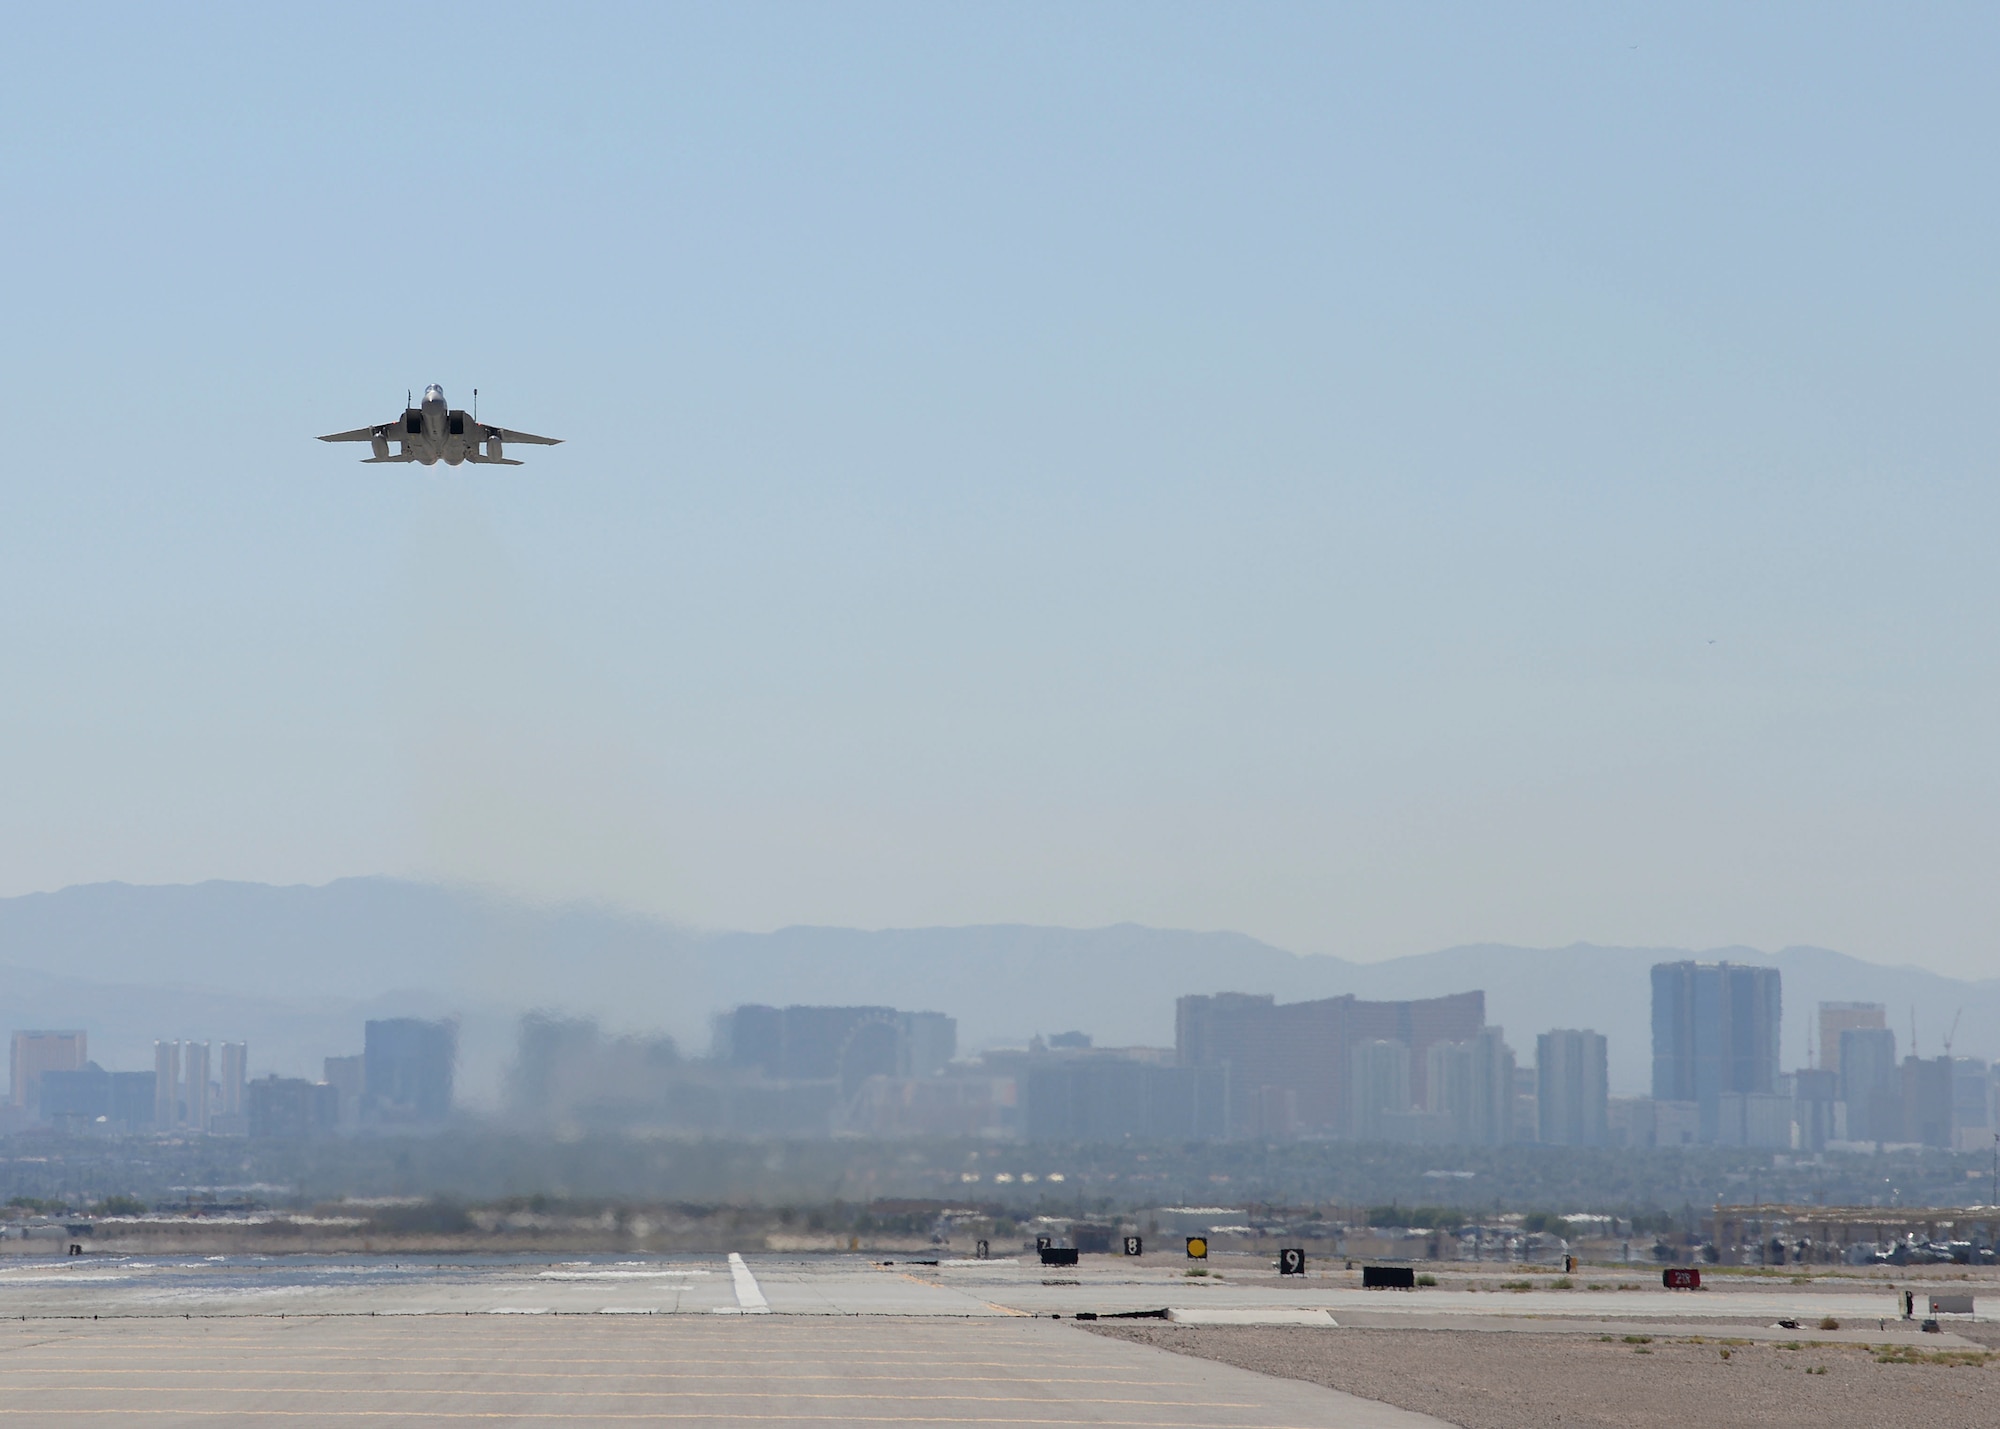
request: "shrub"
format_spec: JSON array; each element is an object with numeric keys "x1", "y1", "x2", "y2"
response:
[
  {"x1": 1364, "y1": 1205, "x2": 1464, "y2": 1232},
  {"x1": 366, "y1": 1198, "x2": 473, "y2": 1235},
  {"x1": 5, "y1": 1196, "x2": 69, "y2": 1215}
]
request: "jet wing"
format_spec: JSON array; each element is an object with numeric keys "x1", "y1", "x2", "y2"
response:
[
  {"x1": 319, "y1": 422, "x2": 391, "y2": 443},
  {"x1": 483, "y1": 425, "x2": 561, "y2": 446}
]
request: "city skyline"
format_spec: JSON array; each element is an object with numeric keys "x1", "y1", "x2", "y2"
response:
[
  {"x1": 4, "y1": 874, "x2": 1998, "y2": 1104},
  {"x1": 10, "y1": 956, "x2": 1992, "y2": 1156}
]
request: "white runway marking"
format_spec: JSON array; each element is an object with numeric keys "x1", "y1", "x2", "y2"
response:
[{"x1": 727, "y1": 1252, "x2": 770, "y2": 1313}]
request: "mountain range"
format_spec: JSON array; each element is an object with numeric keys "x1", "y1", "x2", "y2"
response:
[{"x1": 1, "y1": 877, "x2": 1995, "y2": 1106}]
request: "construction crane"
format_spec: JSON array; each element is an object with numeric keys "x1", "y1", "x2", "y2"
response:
[{"x1": 1942, "y1": 1008, "x2": 1963, "y2": 1058}]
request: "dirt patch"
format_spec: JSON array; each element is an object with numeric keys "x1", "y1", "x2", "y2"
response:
[{"x1": 1089, "y1": 1323, "x2": 1999, "y2": 1429}]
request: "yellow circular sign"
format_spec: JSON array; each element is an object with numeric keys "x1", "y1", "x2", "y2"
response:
[{"x1": 1186, "y1": 1236, "x2": 1208, "y2": 1259}]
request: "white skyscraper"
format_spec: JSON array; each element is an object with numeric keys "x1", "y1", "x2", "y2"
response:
[
  {"x1": 182, "y1": 1042, "x2": 211, "y2": 1132},
  {"x1": 1537, "y1": 1028, "x2": 1609, "y2": 1147},
  {"x1": 154, "y1": 1041, "x2": 180, "y2": 1129},
  {"x1": 1425, "y1": 1026, "x2": 1517, "y2": 1145}
]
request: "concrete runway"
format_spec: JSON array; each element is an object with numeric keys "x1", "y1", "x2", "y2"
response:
[
  {"x1": 0, "y1": 1313, "x2": 1449, "y2": 1427},
  {"x1": 0, "y1": 1251, "x2": 1959, "y2": 1327},
  {"x1": 0, "y1": 1252, "x2": 1980, "y2": 1425}
]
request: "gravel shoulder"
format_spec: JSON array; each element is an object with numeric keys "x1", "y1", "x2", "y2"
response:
[{"x1": 1089, "y1": 1323, "x2": 1999, "y2": 1429}]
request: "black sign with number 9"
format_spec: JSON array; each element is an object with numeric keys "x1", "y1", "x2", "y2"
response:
[{"x1": 1279, "y1": 1247, "x2": 1305, "y2": 1276}]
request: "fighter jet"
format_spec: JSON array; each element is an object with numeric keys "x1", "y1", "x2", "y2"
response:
[{"x1": 319, "y1": 385, "x2": 560, "y2": 465}]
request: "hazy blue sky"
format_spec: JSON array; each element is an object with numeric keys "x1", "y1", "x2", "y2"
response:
[{"x1": 3, "y1": 4, "x2": 1997, "y2": 976}]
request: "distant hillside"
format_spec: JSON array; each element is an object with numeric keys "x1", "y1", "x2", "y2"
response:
[{"x1": 2, "y1": 878, "x2": 1996, "y2": 1101}]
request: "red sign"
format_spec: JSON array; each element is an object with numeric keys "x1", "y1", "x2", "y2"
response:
[{"x1": 1663, "y1": 1267, "x2": 1701, "y2": 1290}]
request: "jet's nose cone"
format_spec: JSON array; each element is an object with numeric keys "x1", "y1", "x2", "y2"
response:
[{"x1": 423, "y1": 384, "x2": 445, "y2": 405}]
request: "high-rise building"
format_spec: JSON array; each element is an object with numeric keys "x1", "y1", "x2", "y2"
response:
[
  {"x1": 1348, "y1": 1039, "x2": 1412, "y2": 1141},
  {"x1": 717, "y1": 1005, "x2": 786, "y2": 1072},
  {"x1": 1714, "y1": 1090, "x2": 1795, "y2": 1148},
  {"x1": 1650, "y1": 961, "x2": 1781, "y2": 1142},
  {"x1": 508, "y1": 1017, "x2": 598, "y2": 1118},
  {"x1": 218, "y1": 1043, "x2": 248, "y2": 1118},
  {"x1": 39, "y1": 1063, "x2": 109, "y2": 1127},
  {"x1": 1253, "y1": 1083, "x2": 1299, "y2": 1139},
  {"x1": 750, "y1": 1006, "x2": 893, "y2": 1080},
  {"x1": 40, "y1": 1066, "x2": 161, "y2": 1135},
  {"x1": 1950, "y1": 1057, "x2": 1992, "y2": 1153},
  {"x1": 247, "y1": 1075, "x2": 340, "y2": 1140},
  {"x1": 1537, "y1": 1029, "x2": 1609, "y2": 1147},
  {"x1": 714, "y1": 1006, "x2": 956, "y2": 1091},
  {"x1": 323, "y1": 1055, "x2": 364, "y2": 1127},
  {"x1": 1839, "y1": 1026, "x2": 1899, "y2": 1143},
  {"x1": 1425, "y1": 1041, "x2": 1471, "y2": 1127},
  {"x1": 896, "y1": 1012, "x2": 957, "y2": 1079},
  {"x1": 1424, "y1": 1026, "x2": 1516, "y2": 1145},
  {"x1": 110, "y1": 1072, "x2": 155, "y2": 1131},
  {"x1": 1469, "y1": 1026, "x2": 1518, "y2": 1145},
  {"x1": 1022, "y1": 1056, "x2": 1226, "y2": 1140},
  {"x1": 10, "y1": 1030, "x2": 86, "y2": 1113},
  {"x1": 1902, "y1": 1055, "x2": 1954, "y2": 1149},
  {"x1": 1817, "y1": 1002, "x2": 1885, "y2": 1079},
  {"x1": 1511, "y1": 1064, "x2": 1540, "y2": 1142},
  {"x1": 153, "y1": 1040, "x2": 181, "y2": 1129},
  {"x1": 363, "y1": 1018, "x2": 456, "y2": 1123},
  {"x1": 1176, "y1": 990, "x2": 1485, "y2": 1137},
  {"x1": 182, "y1": 1042, "x2": 211, "y2": 1132},
  {"x1": 151, "y1": 1040, "x2": 219, "y2": 1131},
  {"x1": 1793, "y1": 1067, "x2": 1839, "y2": 1151}
]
